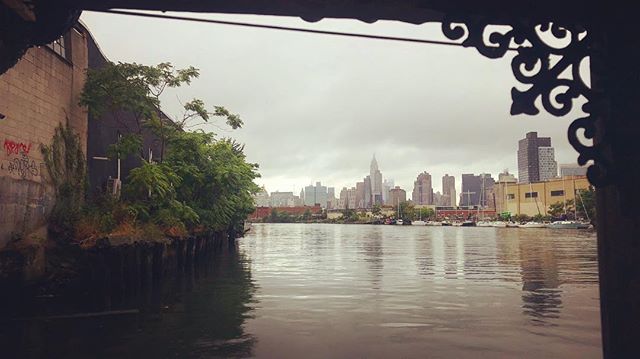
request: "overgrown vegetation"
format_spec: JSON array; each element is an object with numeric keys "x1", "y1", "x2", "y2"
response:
[
  {"x1": 41, "y1": 121, "x2": 87, "y2": 241},
  {"x1": 44, "y1": 62, "x2": 259, "y2": 246}
]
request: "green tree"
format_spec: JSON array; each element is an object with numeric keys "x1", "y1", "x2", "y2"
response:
[
  {"x1": 79, "y1": 61, "x2": 259, "y2": 239},
  {"x1": 81, "y1": 62, "x2": 241, "y2": 162},
  {"x1": 548, "y1": 199, "x2": 575, "y2": 219},
  {"x1": 371, "y1": 204, "x2": 382, "y2": 216},
  {"x1": 397, "y1": 202, "x2": 414, "y2": 221},
  {"x1": 415, "y1": 207, "x2": 435, "y2": 220}
]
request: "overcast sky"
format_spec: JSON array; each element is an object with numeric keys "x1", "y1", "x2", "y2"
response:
[{"x1": 80, "y1": 11, "x2": 587, "y2": 196}]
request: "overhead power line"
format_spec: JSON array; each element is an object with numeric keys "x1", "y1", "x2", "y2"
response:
[{"x1": 90, "y1": 9, "x2": 518, "y2": 50}]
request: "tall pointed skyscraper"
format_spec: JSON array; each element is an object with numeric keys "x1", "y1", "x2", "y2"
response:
[{"x1": 370, "y1": 154, "x2": 383, "y2": 206}]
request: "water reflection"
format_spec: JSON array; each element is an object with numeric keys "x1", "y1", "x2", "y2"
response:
[
  {"x1": 242, "y1": 224, "x2": 601, "y2": 358},
  {"x1": 0, "y1": 244, "x2": 257, "y2": 359},
  {"x1": 362, "y1": 226, "x2": 384, "y2": 289},
  {"x1": 1, "y1": 224, "x2": 601, "y2": 358},
  {"x1": 517, "y1": 230, "x2": 562, "y2": 325}
]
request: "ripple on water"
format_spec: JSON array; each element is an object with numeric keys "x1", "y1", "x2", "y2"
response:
[{"x1": 240, "y1": 223, "x2": 601, "y2": 359}]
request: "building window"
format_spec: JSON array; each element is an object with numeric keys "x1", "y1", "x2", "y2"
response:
[
  {"x1": 507, "y1": 194, "x2": 515, "y2": 200},
  {"x1": 525, "y1": 192, "x2": 538, "y2": 198},
  {"x1": 46, "y1": 34, "x2": 71, "y2": 61},
  {"x1": 550, "y1": 190, "x2": 565, "y2": 196}
]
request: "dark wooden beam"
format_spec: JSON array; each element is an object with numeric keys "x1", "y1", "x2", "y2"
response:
[
  {"x1": 590, "y1": 16, "x2": 640, "y2": 359},
  {"x1": 67, "y1": 0, "x2": 598, "y2": 25}
]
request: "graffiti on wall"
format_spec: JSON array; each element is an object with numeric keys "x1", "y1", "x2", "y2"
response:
[
  {"x1": 2, "y1": 138, "x2": 42, "y2": 179},
  {"x1": 5, "y1": 154, "x2": 40, "y2": 178},
  {"x1": 4, "y1": 139, "x2": 32, "y2": 156}
]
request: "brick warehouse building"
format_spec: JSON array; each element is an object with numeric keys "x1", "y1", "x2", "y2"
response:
[{"x1": 0, "y1": 23, "x2": 89, "y2": 248}]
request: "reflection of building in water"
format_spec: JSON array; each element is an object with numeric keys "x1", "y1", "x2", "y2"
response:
[
  {"x1": 362, "y1": 228, "x2": 384, "y2": 289},
  {"x1": 414, "y1": 233, "x2": 434, "y2": 276},
  {"x1": 518, "y1": 237, "x2": 562, "y2": 324}
]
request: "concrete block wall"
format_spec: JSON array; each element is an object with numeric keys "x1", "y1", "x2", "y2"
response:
[{"x1": 0, "y1": 26, "x2": 88, "y2": 248}]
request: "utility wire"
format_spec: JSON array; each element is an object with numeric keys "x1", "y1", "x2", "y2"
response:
[{"x1": 90, "y1": 9, "x2": 519, "y2": 50}]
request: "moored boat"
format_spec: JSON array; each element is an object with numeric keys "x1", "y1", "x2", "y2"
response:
[
  {"x1": 477, "y1": 221, "x2": 493, "y2": 227},
  {"x1": 461, "y1": 220, "x2": 476, "y2": 227},
  {"x1": 441, "y1": 221, "x2": 452, "y2": 226},
  {"x1": 492, "y1": 221, "x2": 507, "y2": 228},
  {"x1": 519, "y1": 222, "x2": 546, "y2": 228},
  {"x1": 546, "y1": 220, "x2": 590, "y2": 229},
  {"x1": 412, "y1": 220, "x2": 426, "y2": 226}
]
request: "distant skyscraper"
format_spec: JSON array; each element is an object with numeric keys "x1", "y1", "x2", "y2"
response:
[
  {"x1": 339, "y1": 187, "x2": 357, "y2": 209},
  {"x1": 354, "y1": 181, "x2": 364, "y2": 208},
  {"x1": 389, "y1": 186, "x2": 407, "y2": 206},
  {"x1": 270, "y1": 191, "x2": 296, "y2": 207},
  {"x1": 304, "y1": 182, "x2": 328, "y2": 208},
  {"x1": 498, "y1": 170, "x2": 517, "y2": 183},
  {"x1": 460, "y1": 174, "x2": 480, "y2": 207},
  {"x1": 370, "y1": 154, "x2": 383, "y2": 205},
  {"x1": 517, "y1": 131, "x2": 553, "y2": 183},
  {"x1": 433, "y1": 191, "x2": 443, "y2": 206},
  {"x1": 560, "y1": 163, "x2": 588, "y2": 177},
  {"x1": 363, "y1": 175, "x2": 372, "y2": 208},
  {"x1": 442, "y1": 174, "x2": 456, "y2": 207},
  {"x1": 538, "y1": 147, "x2": 558, "y2": 181},
  {"x1": 382, "y1": 179, "x2": 394, "y2": 205},
  {"x1": 327, "y1": 187, "x2": 337, "y2": 209},
  {"x1": 412, "y1": 171, "x2": 433, "y2": 205}
]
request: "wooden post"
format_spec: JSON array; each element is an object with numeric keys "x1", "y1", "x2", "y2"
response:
[{"x1": 590, "y1": 20, "x2": 640, "y2": 358}]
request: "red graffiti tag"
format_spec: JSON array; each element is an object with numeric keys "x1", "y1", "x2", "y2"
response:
[{"x1": 4, "y1": 139, "x2": 32, "y2": 156}]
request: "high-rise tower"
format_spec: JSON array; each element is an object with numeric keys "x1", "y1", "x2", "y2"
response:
[
  {"x1": 517, "y1": 132, "x2": 555, "y2": 183},
  {"x1": 442, "y1": 174, "x2": 456, "y2": 207},
  {"x1": 369, "y1": 154, "x2": 383, "y2": 206}
]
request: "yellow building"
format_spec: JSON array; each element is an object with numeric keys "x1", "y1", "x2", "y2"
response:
[{"x1": 494, "y1": 176, "x2": 591, "y2": 216}]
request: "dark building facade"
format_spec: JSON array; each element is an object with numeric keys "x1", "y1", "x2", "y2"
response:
[
  {"x1": 460, "y1": 173, "x2": 494, "y2": 207},
  {"x1": 85, "y1": 30, "x2": 168, "y2": 197},
  {"x1": 517, "y1": 131, "x2": 552, "y2": 184}
]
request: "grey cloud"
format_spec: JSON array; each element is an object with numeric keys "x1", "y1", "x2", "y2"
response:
[{"x1": 81, "y1": 12, "x2": 585, "y2": 194}]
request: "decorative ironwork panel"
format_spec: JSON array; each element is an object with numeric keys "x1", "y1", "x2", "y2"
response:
[{"x1": 441, "y1": 18, "x2": 606, "y2": 186}]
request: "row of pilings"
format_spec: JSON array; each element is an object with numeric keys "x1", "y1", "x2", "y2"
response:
[{"x1": 80, "y1": 232, "x2": 231, "y2": 314}]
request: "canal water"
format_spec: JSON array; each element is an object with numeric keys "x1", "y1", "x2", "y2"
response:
[{"x1": 2, "y1": 223, "x2": 601, "y2": 358}]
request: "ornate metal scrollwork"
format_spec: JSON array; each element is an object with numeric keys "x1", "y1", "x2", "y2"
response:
[{"x1": 441, "y1": 19, "x2": 608, "y2": 186}]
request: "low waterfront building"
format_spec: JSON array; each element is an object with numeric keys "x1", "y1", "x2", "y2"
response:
[
  {"x1": 494, "y1": 176, "x2": 591, "y2": 217},
  {"x1": 434, "y1": 207, "x2": 496, "y2": 220},
  {"x1": 250, "y1": 205, "x2": 323, "y2": 220}
]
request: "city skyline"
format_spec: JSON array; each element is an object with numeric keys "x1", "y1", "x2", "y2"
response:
[
  {"x1": 256, "y1": 133, "x2": 570, "y2": 200},
  {"x1": 80, "y1": 12, "x2": 586, "y2": 202}
]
